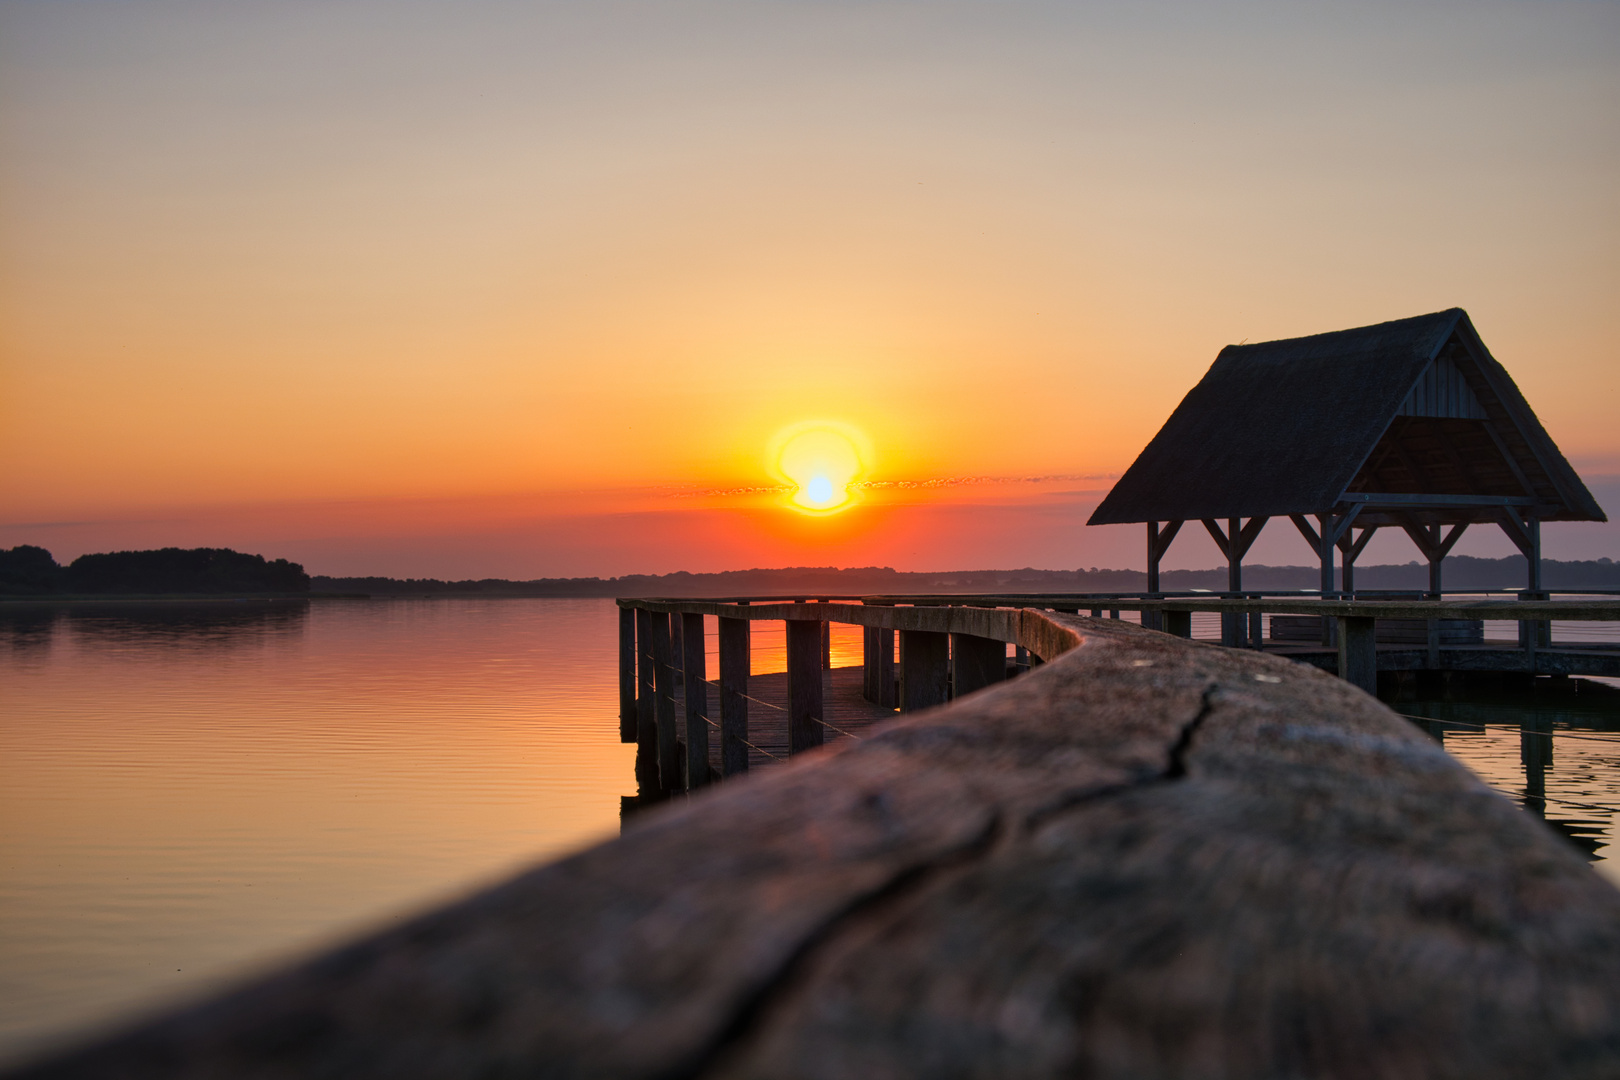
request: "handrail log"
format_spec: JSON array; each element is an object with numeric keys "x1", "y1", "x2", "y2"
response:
[{"x1": 11, "y1": 615, "x2": 1620, "y2": 1078}]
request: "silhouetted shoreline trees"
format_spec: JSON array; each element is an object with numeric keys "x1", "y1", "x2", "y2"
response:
[
  {"x1": 0, "y1": 546, "x2": 310, "y2": 596},
  {"x1": 4, "y1": 546, "x2": 1617, "y2": 599}
]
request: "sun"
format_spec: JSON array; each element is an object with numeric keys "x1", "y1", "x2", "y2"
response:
[{"x1": 768, "y1": 422, "x2": 871, "y2": 514}]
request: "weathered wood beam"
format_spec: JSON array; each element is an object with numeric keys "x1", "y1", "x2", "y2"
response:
[
  {"x1": 681, "y1": 612, "x2": 708, "y2": 790},
  {"x1": 900, "y1": 629, "x2": 950, "y2": 712},
  {"x1": 1337, "y1": 615, "x2": 1378, "y2": 695},
  {"x1": 786, "y1": 619, "x2": 824, "y2": 754},
  {"x1": 1233, "y1": 515, "x2": 1269, "y2": 560},
  {"x1": 878, "y1": 627, "x2": 896, "y2": 708},
  {"x1": 718, "y1": 616, "x2": 750, "y2": 777},
  {"x1": 1200, "y1": 518, "x2": 1232, "y2": 562},
  {"x1": 1145, "y1": 519, "x2": 1184, "y2": 598},
  {"x1": 32, "y1": 617, "x2": 1620, "y2": 1080},
  {"x1": 950, "y1": 633, "x2": 1007, "y2": 699},
  {"x1": 1479, "y1": 418, "x2": 1541, "y2": 499},
  {"x1": 635, "y1": 607, "x2": 656, "y2": 755},
  {"x1": 618, "y1": 606, "x2": 637, "y2": 743},
  {"x1": 650, "y1": 611, "x2": 678, "y2": 791}
]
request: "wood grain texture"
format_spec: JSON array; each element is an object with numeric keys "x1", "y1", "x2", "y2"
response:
[{"x1": 12, "y1": 616, "x2": 1620, "y2": 1080}]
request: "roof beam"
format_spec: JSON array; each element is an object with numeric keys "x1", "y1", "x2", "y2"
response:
[
  {"x1": 1479, "y1": 419, "x2": 1539, "y2": 499},
  {"x1": 1497, "y1": 509, "x2": 1536, "y2": 560},
  {"x1": 1200, "y1": 519, "x2": 1231, "y2": 561}
]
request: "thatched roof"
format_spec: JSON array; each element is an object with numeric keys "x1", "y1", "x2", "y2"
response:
[{"x1": 1088, "y1": 309, "x2": 1604, "y2": 526}]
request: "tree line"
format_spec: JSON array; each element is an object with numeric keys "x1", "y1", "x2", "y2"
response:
[{"x1": 0, "y1": 546, "x2": 310, "y2": 596}]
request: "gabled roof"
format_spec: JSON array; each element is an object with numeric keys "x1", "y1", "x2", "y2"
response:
[{"x1": 1087, "y1": 309, "x2": 1605, "y2": 526}]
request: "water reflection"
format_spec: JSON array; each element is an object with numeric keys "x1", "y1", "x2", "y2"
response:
[
  {"x1": 1393, "y1": 674, "x2": 1620, "y2": 863},
  {"x1": 0, "y1": 597, "x2": 631, "y2": 1067},
  {"x1": 0, "y1": 600, "x2": 310, "y2": 654}
]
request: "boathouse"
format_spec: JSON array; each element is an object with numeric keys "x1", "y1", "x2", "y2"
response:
[{"x1": 1088, "y1": 308, "x2": 1606, "y2": 596}]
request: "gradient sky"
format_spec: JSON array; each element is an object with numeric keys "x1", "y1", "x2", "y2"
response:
[{"x1": 2, "y1": 0, "x2": 1616, "y2": 577}]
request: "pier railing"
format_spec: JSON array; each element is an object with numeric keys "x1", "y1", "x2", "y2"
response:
[
  {"x1": 18, "y1": 611, "x2": 1620, "y2": 1078},
  {"x1": 615, "y1": 592, "x2": 1620, "y2": 796}
]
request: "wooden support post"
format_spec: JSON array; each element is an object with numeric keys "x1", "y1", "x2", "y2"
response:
[
  {"x1": 669, "y1": 612, "x2": 683, "y2": 685},
  {"x1": 635, "y1": 608, "x2": 656, "y2": 750},
  {"x1": 786, "y1": 619, "x2": 824, "y2": 754},
  {"x1": 950, "y1": 633, "x2": 1006, "y2": 699},
  {"x1": 718, "y1": 616, "x2": 750, "y2": 777},
  {"x1": 1318, "y1": 514, "x2": 1337, "y2": 647},
  {"x1": 861, "y1": 626, "x2": 875, "y2": 702},
  {"x1": 821, "y1": 619, "x2": 832, "y2": 670},
  {"x1": 618, "y1": 606, "x2": 636, "y2": 743},
  {"x1": 1147, "y1": 521, "x2": 1160, "y2": 594},
  {"x1": 1145, "y1": 519, "x2": 1182, "y2": 603},
  {"x1": 1337, "y1": 615, "x2": 1377, "y2": 697},
  {"x1": 900, "y1": 629, "x2": 950, "y2": 712},
  {"x1": 682, "y1": 612, "x2": 708, "y2": 790},
  {"x1": 650, "y1": 612, "x2": 679, "y2": 791},
  {"x1": 1014, "y1": 645, "x2": 1029, "y2": 673},
  {"x1": 1428, "y1": 528, "x2": 1442, "y2": 668},
  {"x1": 1248, "y1": 610, "x2": 1263, "y2": 648},
  {"x1": 878, "y1": 628, "x2": 896, "y2": 708},
  {"x1": 1164, "y1": 610, "x2": 1192, "y2": 639}
]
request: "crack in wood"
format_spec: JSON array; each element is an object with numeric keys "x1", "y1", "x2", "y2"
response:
[{"x1": 677, "y1": 684, "x2": 1224, "y2": 1079}]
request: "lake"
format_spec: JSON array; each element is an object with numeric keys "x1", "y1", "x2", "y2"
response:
[{"x1": 3, "y1": 597, "x2": 1618, "y2": 1066}]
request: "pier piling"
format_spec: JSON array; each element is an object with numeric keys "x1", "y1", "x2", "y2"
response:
[
  {"x1": 718, "y1": 616, "x2": 750, "y2": 776},
  {"x1": 618, "y1": 606, "x2": 636, "y2": 742},
  {"x1": 681, "y1": 612, "x2": 708, "y2": 789},
  {"x1": 786, "y1": 618, "x2": 824, "y2": 753},
  {"x1": 950, "y1": 632, "x2": 1006, "y2": 698},
  {"x1": 900, "y1": 629, "x2": 950, "y2": 712}
]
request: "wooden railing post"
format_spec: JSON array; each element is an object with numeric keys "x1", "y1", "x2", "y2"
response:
[
  {"x1": 682, "y1": 612, "x2": 708, "y2": 789},
  {"x1": 650, "y1": 612, "x2": 679, "y2": 790},
  {"x1": 901, "y1": 629, "x2": 950, "y2": 712},
  {"x1": 861, "y1": 626, "x2": 876, "y2": 702},
  {"x1": 787, "y1": 619, "x2": 824, "y2": 754},
  {"x1": 1163, "y1": 610, "x2": 1192, "y2": 639},
  {"x1": 878, "y1": 627, "x2": 896, "y2": 708},
  {"x1": 1337, "y1": 615, "x2": 1377, "y2": 696},
  {"x1": 718, "y1": 616, "x2": 750, "y2": 776},
  {"x1": 635, "y1": 607, "x2": 655, "y2": 751},
  {"x1": 821, "y1": 619, "x2": 832, "y2": 670},
  {"x1": 618, "y1": 606, "x2": 636, "y2": 743},
  {"x1": 951, "y1": 633, "x2": 1006, "y2": 699}
]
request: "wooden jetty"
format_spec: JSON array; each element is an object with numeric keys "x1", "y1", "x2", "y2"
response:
[
  {"x1": 15, "y1": 607, "x2": 1620, "y2": 1079},
  {"x1": 610, "y1": 594, "x2": 1620, "y2": 805},
  {"x1": 12, "y1": 310, "x2": 1620, "y2": 1077}
]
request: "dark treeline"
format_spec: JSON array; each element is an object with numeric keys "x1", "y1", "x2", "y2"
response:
[
  {"x1": 314, "y1": 554, "x2": 1620, "y2": 598},
  {"x1": 0, "y1": 546, "x2": 310, "y2": 596},
  {"x1": 6, "y1": 546, "x2": 1616, "y2": 599}
]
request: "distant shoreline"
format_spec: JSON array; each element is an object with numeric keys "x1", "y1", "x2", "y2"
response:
[{"x1": 6, "y1": 552, "x2": 1619, "y2": 603}]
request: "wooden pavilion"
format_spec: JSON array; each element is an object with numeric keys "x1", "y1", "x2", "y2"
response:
[{"x1": 1088, "y1": 309, "x2": 1605, "y2": 598}]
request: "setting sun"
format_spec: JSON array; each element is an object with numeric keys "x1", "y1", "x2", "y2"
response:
[{"x1": 770, "y1": 423, "x2": 870, "y2": 514}]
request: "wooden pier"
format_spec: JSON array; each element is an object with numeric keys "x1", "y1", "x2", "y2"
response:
[
  {"x1": 17, "y1": 605, "x2": 1620, "y2": 1079},
  {"x1": 613, "y1": 592, "x2": 1620, "y2": 801}
]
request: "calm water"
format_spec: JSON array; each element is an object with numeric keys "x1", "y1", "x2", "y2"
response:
[{"x1": 3, "y1": 598, "x2": 1618, "y2": 1065}]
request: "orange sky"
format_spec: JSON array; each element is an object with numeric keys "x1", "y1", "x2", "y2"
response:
[{"x1": 2, "y1": 0, "x2": 1616, "y2": 576}]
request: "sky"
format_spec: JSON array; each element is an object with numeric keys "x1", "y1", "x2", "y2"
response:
[{"x1": 1, "y1": 0, "x2": 1616, "y2": 578}]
